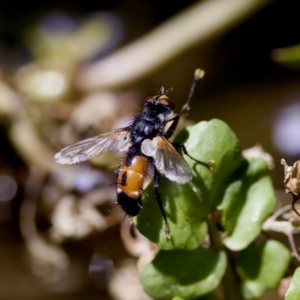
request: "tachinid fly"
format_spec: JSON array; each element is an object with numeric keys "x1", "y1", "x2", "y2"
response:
[{"x1": 54, "y1": 69, "x2": 214, "y2": 238}]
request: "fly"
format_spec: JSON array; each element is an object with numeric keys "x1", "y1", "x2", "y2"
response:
[{"x1": 54, "y1": 69, "x2": 214, "y2": 238}]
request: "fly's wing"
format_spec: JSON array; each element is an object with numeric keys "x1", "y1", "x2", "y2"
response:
[
  {"x1": 54, "y1": 129, "x2": 131, "y2": 164},
  {"x1": 141, "y1": 136, "x2": 192, "y2": 184}
]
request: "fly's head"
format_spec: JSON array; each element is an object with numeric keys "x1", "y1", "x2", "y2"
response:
[{"x1": 144, "y1": 87, "x2": 175, "y2": 118}]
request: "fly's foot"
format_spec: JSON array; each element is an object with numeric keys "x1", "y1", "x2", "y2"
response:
[
  {"x1": 165, "y1": 222, "x2": 171, "y2": 239},
  {"x1": 194, "y1": 159, "x2": 214, "y2": 171},
  {"x1": 205, "y1": 160, "x2": 215, "y2": 171}
]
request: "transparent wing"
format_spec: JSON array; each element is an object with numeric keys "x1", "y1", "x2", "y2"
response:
[
  {"x1": 55, "y1": 129, "x2": 131, "y2": 164},
  {"x1": 141, "y1": 136, "x2": 192, "y2": 184}
]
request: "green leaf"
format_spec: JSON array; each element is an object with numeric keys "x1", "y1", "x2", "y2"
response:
[
  {"x1": 236, "y1": 240, "x2": 291, "y2": 299},
  {"x1": 285, "y1": 267, "x2": 300, "y2": 300},
  {"x1": 135, "y1": 181, "x2": 209, "y2": 250},
  {"x1": 135, "y1": 119, "x2": 242, "y2": 250},
  {"x1": 221, "y1": 158, "x2": 277, "y2": 251},
  {"x1": 176, "y1": 119, "x2": 242, "y2": 211},
  {"x1": 140, "y1": 247, "x2": 227, "y2": 300}
]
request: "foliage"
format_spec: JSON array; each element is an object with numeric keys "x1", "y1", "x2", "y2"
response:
[
  {"x1": 135, "y1": 119, "x2": 292, "y2": 300},
  {"x1": 285, "y1": 267, "x2": 300, "y2": 300}
]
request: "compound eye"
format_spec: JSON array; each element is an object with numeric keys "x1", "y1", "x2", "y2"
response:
[{"x1": 159, "y1": 96, "x2": 175, "y2": 110}]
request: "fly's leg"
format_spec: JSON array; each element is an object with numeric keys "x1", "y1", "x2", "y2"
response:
[
  {"x1": 164, "y1": 115, "x2": 180, "y2": 139},
  {"x1": 173, "y1": 142, "x2": 214, "y2": 171},
  {"x1": 164, "y1": 117, "x2": 214, "y2": 170},
  {"x1": 164, "y1": 68, "x2": 205, "y2": 139},
  {"x1": 154, "y1": 168, "x2": 170, "y2": 238}
]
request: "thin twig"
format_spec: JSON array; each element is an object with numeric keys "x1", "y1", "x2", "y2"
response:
[
  {"x1": 270, "y1": 205, "x2": 293, "y2": 220},
  {"x1": 263, "y1": 207, "x2": 300, "y2": 261},
  {"x1": 287, "y1": 232, "x2": 300, "y2": 261},
  {"x1": 206, "y1": 216, "x2": 242, "y2": 300}
]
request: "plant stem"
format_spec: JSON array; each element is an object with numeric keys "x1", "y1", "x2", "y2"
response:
[
  {"x1": 222, "y1": 251, "x2": 243, "y2": 300},
  {"x1": 206, "y1": 216, "x2": 242, "y2": 300}
]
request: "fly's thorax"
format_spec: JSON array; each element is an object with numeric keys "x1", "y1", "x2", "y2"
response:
[
  {"x1": 144, "y1": 101, "x2": 173, "y2": 119},
  {"x1": 130, "y1": 105, "x2": 171, "y2": 144}
]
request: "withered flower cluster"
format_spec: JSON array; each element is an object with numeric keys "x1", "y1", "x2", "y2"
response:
[{"x1": 281, "y1": 158, "x2": 300, "y2": 216}]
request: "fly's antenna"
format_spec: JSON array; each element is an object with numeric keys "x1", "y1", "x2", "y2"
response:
[
  {"x1": 179, "y1": 68, "x2": 205, "y2": 116},
  {"x1": 158, "y1": 86, "x2": 165, "y2": 95},
  {"x1": 158, "y1": 86, "x2": 173, "y2": 95},
  {"x1": 165, "y1": 87, "x2": 173, "y2": 94}
]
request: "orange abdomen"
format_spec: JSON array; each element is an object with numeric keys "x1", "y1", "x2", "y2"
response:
[{"x1": 117, "y1": 154, "x2": 149, "y2": 199}]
